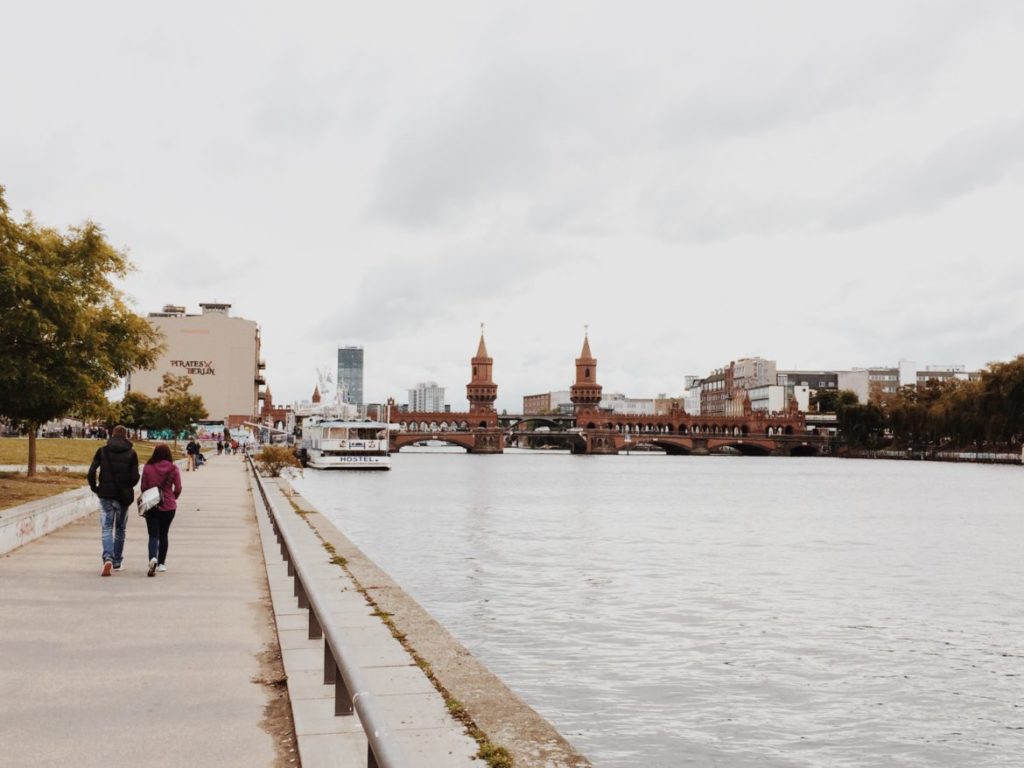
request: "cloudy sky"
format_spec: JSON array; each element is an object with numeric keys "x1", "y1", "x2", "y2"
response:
[{"x1": 3, "y1": 1, "x2": 1023, "y2": 411}]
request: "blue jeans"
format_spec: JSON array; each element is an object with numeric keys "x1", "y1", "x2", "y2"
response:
[{"x1": 99, "y1": 498, "x2": 128, "y2": 565}]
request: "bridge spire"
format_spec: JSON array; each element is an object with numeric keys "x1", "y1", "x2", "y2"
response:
[
  {"x1": 467, "y1": 328, "x2": 497, "y2": 412},
  {"x1": 570, "y1": 330, "x2": 602, "y2": 414}
]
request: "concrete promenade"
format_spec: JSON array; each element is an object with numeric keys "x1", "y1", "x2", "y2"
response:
[{"x1": 0, "y1": 455, "x2": 286, "y2": 767}]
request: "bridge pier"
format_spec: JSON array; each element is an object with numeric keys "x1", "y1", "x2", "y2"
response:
[
  {"x1": 577, "y1": 430, "x2": 619, "y2": 455},
  {"x1": 467, "y1": 429, "x2": 504, "y2": 454}
]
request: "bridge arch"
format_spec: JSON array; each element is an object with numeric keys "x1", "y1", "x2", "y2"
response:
[
  {"x1": 505, "y1": 416, "x2": 564, "y2": 431},
  {"x1": 789, "y1": 444, "x2": 820, "y2": 457},
  {"x1": 707, "y1": 438, "x2": 775, "y2": 456},
  {"x1": 391, "y1": 433, "x2": 473, "y2": 452}
]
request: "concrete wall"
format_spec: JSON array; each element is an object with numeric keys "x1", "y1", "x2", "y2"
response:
[{"x1": 0, "y1": 486, "x2": 96, "y2": 555}]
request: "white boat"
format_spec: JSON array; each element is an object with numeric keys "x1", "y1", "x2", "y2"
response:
[{"x1": 301, "y1": 418, "x2": 391, "y2": 470}]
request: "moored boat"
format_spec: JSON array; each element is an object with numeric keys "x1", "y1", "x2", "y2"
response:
[{"x1": 300, "y1": 418, "x2": 391, "y2": 470}]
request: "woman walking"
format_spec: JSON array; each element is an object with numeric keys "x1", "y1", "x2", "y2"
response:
[{"x1": 140, "y1": 444, "x2": 182, "y2": 577}]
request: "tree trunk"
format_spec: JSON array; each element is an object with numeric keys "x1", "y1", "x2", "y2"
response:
[{"x1": 27, "y1": 425, "x2": 38, "y2": 478}]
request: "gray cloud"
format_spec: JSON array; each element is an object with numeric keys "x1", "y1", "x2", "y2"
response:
[{"x1": 828, "y1": 121, "x2": 1024, "y2": 229}]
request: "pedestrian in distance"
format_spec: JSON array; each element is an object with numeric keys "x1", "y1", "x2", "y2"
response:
[
  {"x1": 140, "y1": 443, "x2": 182, "y2": 577},
  {"x1": 185, "y1": 438, "x2": 199, "y2": 471},
  {"x1": 87, "y1": 425, "x2": 139, "y2": 576}
]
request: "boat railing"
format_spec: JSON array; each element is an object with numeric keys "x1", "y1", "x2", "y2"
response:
[{"x1": 247, "y1": 456, "x2": 410, "y2": 768}]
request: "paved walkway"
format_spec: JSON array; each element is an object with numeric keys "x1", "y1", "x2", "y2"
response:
[{"x1": 0, "y1": 454, "x2": 282, "y2": 768}]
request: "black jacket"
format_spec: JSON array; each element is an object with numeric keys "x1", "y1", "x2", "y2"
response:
[{"x1": 87, "y1": 437, "x2": 140, "y2": 503}]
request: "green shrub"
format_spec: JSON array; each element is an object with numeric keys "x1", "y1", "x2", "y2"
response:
[{"x1": 255, "y1": 445, "x2": 300, "y2": 477}]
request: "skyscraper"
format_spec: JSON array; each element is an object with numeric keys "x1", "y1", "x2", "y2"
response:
[{"x1": 337, "y1": 346, "x2": 364, "y2": 405}]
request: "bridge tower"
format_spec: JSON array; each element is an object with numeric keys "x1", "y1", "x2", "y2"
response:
[
  {"x1": 570, "y1": 332, "x2": 603, "y2": 413},
  {"x1": 466, "y1": 330, "x2": 497, "y2": 412}
]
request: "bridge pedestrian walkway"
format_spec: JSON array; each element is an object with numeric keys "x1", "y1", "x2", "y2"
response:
[{"x1": 0, "y1": 454, "x2": 281, "y2": 768}]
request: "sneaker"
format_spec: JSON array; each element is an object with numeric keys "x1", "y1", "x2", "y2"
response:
[
  {"x1": 101, "y1": 561, "x2": 113, "y2": 577},
  {"x1": 156, "y1": 564, "x2": 167, "y2": 572},
  {"x1": 113, "y1": 561, "x2": 123, "y2": 571},
  {"x1": 147, "y1": 558, "x2": 158, "y2": 577}
]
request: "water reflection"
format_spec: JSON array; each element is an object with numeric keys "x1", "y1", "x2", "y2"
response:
[{"x1": 294, "y1": 454, "x2": 1024, "y2": 767}]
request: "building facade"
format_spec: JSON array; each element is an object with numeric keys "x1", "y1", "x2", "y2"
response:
[
  {"x1": 916, "y1": 365, "x2": 979, "y2": 385},
  {"x1": 749, "y1": 384, "x2": 810, "y2": 414},
  {"x1": 777, "y1": 370, "x2": 839, "y2": 391},
  {"x1": 599, "y1": 393, "x2": 656, "y2": 416},
  {"x1": 699, "y1": 357, "x2": 777, "y2": 417},
  {"x1": 337, "y1": 346, "x2": 364, "y2": 406},
  {"x1": 408, "y1": 381, "x2": 446, "y2": 412},
  {"x1": 127, "y1": 302, "x2": 264, "y2": 423},
  {"x1": 523, "y1": 391, "x2": 572, "y2": 415}
]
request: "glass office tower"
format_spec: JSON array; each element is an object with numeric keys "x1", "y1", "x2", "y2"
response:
[{"x1": 337, "y1": 346, "x2": 364, "y2": 405}]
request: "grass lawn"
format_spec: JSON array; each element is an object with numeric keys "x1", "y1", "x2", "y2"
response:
[
  {"x1": 0, "y1": 470, "x2": 89, "y2": 511},
  {"x1": 0, "y1": 438, "x2": 185, "y2": 511},
  {"x1": 0, "y1": 437, "x2": 183, "y2": 466}
]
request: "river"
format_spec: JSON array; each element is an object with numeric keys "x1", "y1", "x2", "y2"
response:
[{"x1": 292, "y1": 451, "x2": 1024, "y2": 767}]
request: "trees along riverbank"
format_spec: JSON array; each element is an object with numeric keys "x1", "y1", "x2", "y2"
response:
[{"x1": 821, "y1": 355, "x2": 1024, "y2": 454}]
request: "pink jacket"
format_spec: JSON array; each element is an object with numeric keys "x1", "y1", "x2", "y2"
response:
[{"x1": 140, "y1": 460, "x2": 182, "y2": 512}]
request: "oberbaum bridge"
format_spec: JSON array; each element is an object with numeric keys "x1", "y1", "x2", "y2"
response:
[{"x1": 388, "y1": 334, "x2": 828, "y2": 457}]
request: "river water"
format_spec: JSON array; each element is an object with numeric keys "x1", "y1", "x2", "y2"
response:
[{"x1": 292, "y1": 452, "x2": 1024, "y2": 767}]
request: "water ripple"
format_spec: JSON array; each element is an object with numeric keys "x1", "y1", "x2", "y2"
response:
[{"x1": 295, "y1": 455, "x2": 1024, "y2": 767}]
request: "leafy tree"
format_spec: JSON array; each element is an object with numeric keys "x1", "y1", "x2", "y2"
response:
[
  {"x1": 151, "y1": 373, "x2": 207, "y2": 444},
  {"x1": 0, "y1": 186, "x2": 164, "y2": 475},
  {"x1": 811, "y1": 388, "x2": 859, "y2": 413},
  {"x1": 118, "y1": 391, "x2": 159, "y2": 435},
  {"x1": 837, "y1": 402, "x2": 887, "y2": 448}
]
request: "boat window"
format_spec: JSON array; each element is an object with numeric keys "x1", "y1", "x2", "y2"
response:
[
  {"x1": 326, "y1": 427, "x2": 348, "y2": 439},
  {"x1": 353, "y1": 428, "x2": 382, "y2": 439}
]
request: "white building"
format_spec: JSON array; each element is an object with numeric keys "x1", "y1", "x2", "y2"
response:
[
  {"x1": 898, "y1": 359, "x2": 917, "y2": 388},
  {"x1": 599, "y1": 393, "x2": 656, "y2": 416},
  {"x1": 408, "y1": 381, "x2": 446, "y2": 412},
  {"x1": 837, "y1": 370, "x2": 870, "y2": 405},
  {"x1": 748, "y1": 384, "x2": 810, "y2": 414},
  {"x1": 733, "y1": 357, "x2": 777, "y2": 390}
]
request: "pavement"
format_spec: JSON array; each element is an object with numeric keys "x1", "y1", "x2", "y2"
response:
[{"x1": 0, "y1": 454, "x2": 284, "y2": 768}]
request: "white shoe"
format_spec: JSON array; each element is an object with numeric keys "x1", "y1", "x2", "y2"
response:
[
  {"x1": 156, "y1": 564, "x2": 167, "y2": 572},
  {"x1": 148, "y1": 558, "x2": 158, "y2": 577}
]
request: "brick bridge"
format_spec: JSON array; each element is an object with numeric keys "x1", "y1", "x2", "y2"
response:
[{"x1": 389, "y1": 332, "x2": 829, "y2": 456}]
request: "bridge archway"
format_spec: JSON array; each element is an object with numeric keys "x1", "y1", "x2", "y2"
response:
[
  {"x1": 789, "y1": 444, "x2": 820, "y2": 457},
  {"x1": 505, "y1": 416, "x2": 564, "y2": 432},
  {"x1": 720, "y1": 442, "x2": 771, "y2": 456},
  {"x1": 649, "y1": 438, "x2": 693, "y2": 455},
  {"x1": 391, "y1": 434, "x2": 473, "y2": 452},
  {"x1": 707, "y1": 438, "x2": 774, "y2": 456}
]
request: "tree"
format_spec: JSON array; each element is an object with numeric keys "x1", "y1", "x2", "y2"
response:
[
  {"x1": 0, "y1": 186, "x2": 164, "y2": 475},
  {"x1": 811, "y1": 388, "x2": 859, "y2": 413},
  {"x1": 151, "y1": 373, "x2": 208, "y2": 443},
  {"x1": 118, "y1": 391, "x2": 159, "y2": 435}
]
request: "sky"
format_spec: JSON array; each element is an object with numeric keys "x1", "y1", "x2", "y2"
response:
[{"x1": 3, "y1": 1, "x2": 1023, "y2": 412}]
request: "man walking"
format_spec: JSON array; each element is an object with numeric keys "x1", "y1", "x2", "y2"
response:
[
  {"x1": 186, "y1": 438, "x2": 199, "y2": 471},
  {"x1": 87, "y1": 425, "x2": 140, "y2": 576}
]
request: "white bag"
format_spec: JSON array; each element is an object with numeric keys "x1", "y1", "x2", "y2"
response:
[{"x1": 137, "y1": 486, "x2": 161, "y2": 516}]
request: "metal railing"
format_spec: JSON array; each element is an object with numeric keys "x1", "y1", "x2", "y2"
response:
[{"x1": 248, "y1": 458, "x2": 410, "y2": 768}]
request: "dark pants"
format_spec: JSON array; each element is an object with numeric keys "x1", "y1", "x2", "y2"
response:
[{"x1": 145, "y1": 509, "x2": 176, "y2": 564}]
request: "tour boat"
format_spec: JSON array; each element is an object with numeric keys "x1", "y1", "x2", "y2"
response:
[{"x1": 300, "y1": 417, "x2": 391, "y2": 470}]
